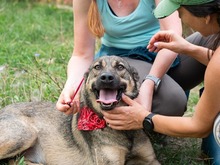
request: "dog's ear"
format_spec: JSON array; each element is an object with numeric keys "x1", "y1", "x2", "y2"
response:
[
  {"x1": 130, "y1": 66, "x2": 139, "y2": 82},
  {"x1": 83, "y1": 70, "x2": 89, "y2": 82},
  {"x1": 80, "y1": 70, "x2": 89, "y2": 98}
]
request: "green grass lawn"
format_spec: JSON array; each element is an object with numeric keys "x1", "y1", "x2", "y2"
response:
[
  {"x1": 0, "y1": 0, "x2": 73, "y2": 108},
  {"x1": 0, "y1": 1, "x2": 208, "y2": 164}
]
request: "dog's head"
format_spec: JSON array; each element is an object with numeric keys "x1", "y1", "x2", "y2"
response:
[{"x1": 80, "y1": 56, "x2": 140, "y2": 115}]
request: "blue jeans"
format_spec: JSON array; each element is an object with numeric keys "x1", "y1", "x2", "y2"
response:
[
  {"x1": 200, "y1": 88, "x2": 220, "y2": 164},
  {"x1": 201, "y1": 132, "x2": 220, "y2": 164}
]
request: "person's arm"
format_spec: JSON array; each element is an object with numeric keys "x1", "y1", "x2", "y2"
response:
[
  {"x1": 148, "y1": 0, "x2": 182, "y2": 78},
  {"x1": 153, "y1": 48, "x2": 220, "y2": 137},
  {"x1": 56, "y1": 0, "x2": 95, "y2": 114},
  {"x1": 102, "y1": 48, "x2": 220, "y2": 138},
  {"x1": 147, "y1": 30, "x2": 212, "y2": 65},
  {"x1": 137, "y1": 0, "x2": 182, "y2": 111}
]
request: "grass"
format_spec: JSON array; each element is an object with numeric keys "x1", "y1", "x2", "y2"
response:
[
  {"x1": 0, "y1": 1, "x2": 208, "y2": 164},
  {"x1": 0, "y1": 0, "x2": 73, "y2": 108}
]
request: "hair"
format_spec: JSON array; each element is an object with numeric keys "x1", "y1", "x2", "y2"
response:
[
  {"x1": 183, "y1": 0, "x2": 220, "y2": 50},
  {"x1": 88, "y1": 0, "x2": 105, "y2": 38}
]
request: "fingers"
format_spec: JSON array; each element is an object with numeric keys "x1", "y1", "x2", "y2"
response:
[
  {"x1": 56, "y1": 86, "x2": 80, "y2": 114},
  {"x1": 102, "y1": 95, "x2": 139, "y2": 120},
  {"x1": 56, "y1": 91, "x2": 71, "y2": 111},
  {"x1": 66, "y1": 100, "x2": 80, "y2": 114},
  {"x1": 102, "y1": 94, "x2": 150, "y2": 130},
  {"x1": 56, "y1": 93, "x2": 80, "y2": 115},
  {"x1": 102, "y1": 110, "x2": 123, "y2": 120},
  {"x1": 147, "y1": 30, "x2": 174, "y2": 52},
  {"x1": 56, "y1": 100, "x2": 70, "y2": 112},
  {"x1": 104, "y1": 114, "x2": 130, "y2": 130},
  {"x1": 107, "y1": 123, "x2": 127, "y2": 130},
  {"x1": 121, "y1": 94, "x2": 135, "y2": 106},
  {"x1": 147, "y1": 45, "x2": 159, "y2": 52},
  {"x1": 64, "y1": 108, "x2": 74, "y2": 115},
  {"x1": 104, "y1": 115, "x2": 142, "y2": 130}
]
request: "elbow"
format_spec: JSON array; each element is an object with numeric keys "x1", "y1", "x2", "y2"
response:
[
  {"x1": 188, "y1": 119, "x2": 213, "y2": 138},
  {"x1": 193, "y1": 129, "x2": 212, "y2": 138},
  {"x1": 200, "y1": 130, "x2": 212, "y2": 138}
]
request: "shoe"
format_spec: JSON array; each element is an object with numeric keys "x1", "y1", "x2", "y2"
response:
[{"x1": 213, "y1": 113, "x2": 220, "y2": 147}]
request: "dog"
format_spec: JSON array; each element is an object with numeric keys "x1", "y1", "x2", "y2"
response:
[{"x1": 0, "y1": 56, "x2": 160, "y2": 165}]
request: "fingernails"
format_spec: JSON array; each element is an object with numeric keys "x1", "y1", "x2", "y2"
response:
[{"x1": 154, "y1": 42, "x2": 158, "y2": 47}]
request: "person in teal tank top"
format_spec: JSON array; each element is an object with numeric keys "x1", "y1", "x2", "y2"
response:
[{"x1": 57, "y1": 0, "x2": 189, "y2": 121}]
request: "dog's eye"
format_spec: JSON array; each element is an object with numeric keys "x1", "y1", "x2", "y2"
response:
[
  {"x1": 117, "y1": 64, "x2": 124, "y2": 71},
  {"x1": 94, "y1": 64, "x2": 102, "y2": 70}
]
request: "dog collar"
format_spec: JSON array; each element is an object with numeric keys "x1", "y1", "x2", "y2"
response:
[{"x1": 77, "y1": 107, "x2": 106, "y2": 131}]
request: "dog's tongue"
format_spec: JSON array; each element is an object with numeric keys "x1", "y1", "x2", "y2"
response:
[{"x1": 96, "y1": 89, "x2": 118, "y2": 104}]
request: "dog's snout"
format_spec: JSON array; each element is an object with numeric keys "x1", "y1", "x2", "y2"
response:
[{"x1": 100, "y1": 73, "x2": 114, "y2": 83}]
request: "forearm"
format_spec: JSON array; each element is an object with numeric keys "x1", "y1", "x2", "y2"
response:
[
  {"x1": 148, "y1": 49, "x2": 177, "y2": 78},
  {"x1": 184, "y1": 44, "x2": 211, "y2": 66},
  {"x1": 64, "y1": 54, "x2": 94, "y2": 90},
  {"x1": 141, "y1": 49, "x2": 178, "y2": 110},
  {"x1": 138, "y1": 80, "x2": 154, "y2": 110},
  {"x1": 68, "y1": 0, "x2": 95, "y2": 89},
  {"x1": 149, "y1": 9, "x2": 181, "y2": 78},
  {"x1": 152, "y1": 115, "x2": 210, "y2": 138}
]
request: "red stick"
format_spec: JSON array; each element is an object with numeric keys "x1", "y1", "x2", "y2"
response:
[{"x1": 67, "y1": 78, "x2": 84, "y2": 107}]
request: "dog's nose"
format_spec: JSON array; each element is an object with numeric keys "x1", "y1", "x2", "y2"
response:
[{"x1": 100, "y1": 73, "x2": 114, "y2": 83}]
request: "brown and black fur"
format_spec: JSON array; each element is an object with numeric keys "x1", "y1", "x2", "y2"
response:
[{"x1": 0, "y1": 56, "x2": 160, "y2": 165}]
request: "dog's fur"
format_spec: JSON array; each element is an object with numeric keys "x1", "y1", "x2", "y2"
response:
[{"x1": 0, "y1": 56, "x2": 159, "y2": 165}]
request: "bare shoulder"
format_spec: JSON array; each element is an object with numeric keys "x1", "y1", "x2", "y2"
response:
[{"x1": 73, "y1": 0, "x2": 92, "y2": 12}]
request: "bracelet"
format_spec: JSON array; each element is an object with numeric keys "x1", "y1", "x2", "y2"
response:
[{"x1": 143, "y1": 75, "x2": 161, "y2": 91}]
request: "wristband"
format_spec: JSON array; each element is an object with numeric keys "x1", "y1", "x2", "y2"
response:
[{"x1": 143, "y1": 75, "x2": 161, "y2": 91}]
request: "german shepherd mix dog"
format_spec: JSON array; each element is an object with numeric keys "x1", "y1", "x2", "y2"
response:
[{"x1": 0, "y1": 56, "x2": 160, "y2": 165}]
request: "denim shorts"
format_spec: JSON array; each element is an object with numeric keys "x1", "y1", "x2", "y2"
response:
[{"x1": 214, "y1": 113, "x2": 220, "y2": 147}]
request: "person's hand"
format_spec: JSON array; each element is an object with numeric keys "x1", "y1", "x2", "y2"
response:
[
  {"x1": 56, "y1": 87, "x2": 80, "y2": 115},
  {"x1": 102, "y1": 94, "x2": 149, "y2": 130},
  {"x1": 147, "y1": 30, "x2": 190, "y2": 54}
]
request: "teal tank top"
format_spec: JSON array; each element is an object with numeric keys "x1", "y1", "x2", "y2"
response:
[{"x1": 97, "y1": 0, "x2": 160, "y2": 49}]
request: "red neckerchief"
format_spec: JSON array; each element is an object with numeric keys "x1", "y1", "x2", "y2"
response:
[
  {"x1": 72, "y1": 78, "x2": 106, "y2": 131},
  {"x1": 77, "y1": 107, "x2": 106, "y2": 130}
]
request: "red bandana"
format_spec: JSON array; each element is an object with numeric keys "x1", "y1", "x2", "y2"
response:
[{"x1": 77, "y1": 107, "x2": 106, "y2": 131}]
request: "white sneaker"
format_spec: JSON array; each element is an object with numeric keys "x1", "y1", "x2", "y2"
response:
[{"x1": 213, "y1": 113, "x2": 220, "y2": 147}]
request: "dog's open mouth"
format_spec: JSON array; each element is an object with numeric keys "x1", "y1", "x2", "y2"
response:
[{"x1": 96, "y1": 88, "x2": 124, "y2": 110}]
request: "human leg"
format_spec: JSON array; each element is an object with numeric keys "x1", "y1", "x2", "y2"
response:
[
  {"x1": 202, "y1": 114, "x2": 220, "y2": 164},
  {"x1": 213, "y1": 114, "x2": 220, "y2": 147},
  {"x1": 167, "y1": 32, "x2": 217, "y2": 91},
  {"x1": 199, "y1": 88, "x2": 220, "y2": 164},
  {"x1": 123, "y1": 57, "x2": 187, "y2": 116},
  {"x1": 201, "y1": 132, "x2": 220, "y2": 164}
]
